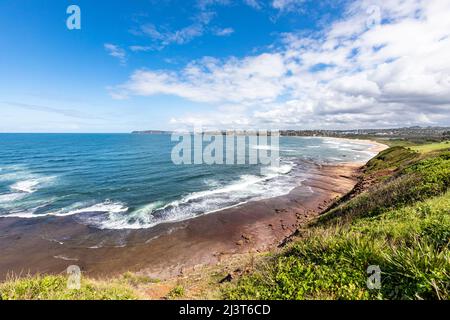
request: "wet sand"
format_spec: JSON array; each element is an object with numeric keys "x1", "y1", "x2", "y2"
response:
[{"x1": 0, "y1": 162, "x2": 363, "y2": 281}]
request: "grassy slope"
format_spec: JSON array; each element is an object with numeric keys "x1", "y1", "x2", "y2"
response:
[
  {"x1": 411, "y1": 141, "x2": 450, "y2": 153},
  {"x1": 224, "y1": 145, "x2": 450, "y2": 300}
]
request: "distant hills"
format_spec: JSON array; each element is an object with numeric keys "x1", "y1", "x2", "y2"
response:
[{"x1": 131, "y1": 130, "x2": 172, "y2": 135}]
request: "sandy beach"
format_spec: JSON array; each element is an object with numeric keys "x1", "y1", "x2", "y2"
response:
[{"x1": 0, "y1": 138, "x2": 388, "y2": 281}]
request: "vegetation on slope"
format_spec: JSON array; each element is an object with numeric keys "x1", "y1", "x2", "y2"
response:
[
  {"x1": 224, "y1": 146, "x2": 450, "y2": 300},
  {"x1": 363, "y1": 146, "x2": 417, "y2": 174},
  {"x1": 320, "y1": 148, "x2": 449, "y2": 224}
]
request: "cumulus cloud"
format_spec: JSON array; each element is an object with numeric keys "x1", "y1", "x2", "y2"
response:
[
  {"x1": 112, "y1": 53, "x2": 287, "y2": 104},
  {"x1": 111, "y1": 0, "x2": 450, "y2": 129}
]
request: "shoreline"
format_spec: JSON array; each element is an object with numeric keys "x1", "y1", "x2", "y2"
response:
[
  {"x1": 0, "y1": 162, "x2": 361, "y2": 281},
  {"x1": 311, "y1": 136, "x2": 388, "y2": 154},
  {"x1": 0, "y1": 138, "x2": 387, "y2": 281}
]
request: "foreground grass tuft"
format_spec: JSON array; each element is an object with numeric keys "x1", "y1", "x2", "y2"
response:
[
  {"x1": 0, "y1": 275, "x2": 137, "y2": 300},
  {"x1": 167, "y1": 285, "x2": 185, "y2": 299}
]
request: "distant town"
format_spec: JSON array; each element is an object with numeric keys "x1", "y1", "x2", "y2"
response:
[{"x1": 132, "y1": 126, "x2": 450, "y2": 142}]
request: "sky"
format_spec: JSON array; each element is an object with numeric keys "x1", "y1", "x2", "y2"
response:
[{"x1": 0, "y1": 0, "x2": 449, "y2": 133}]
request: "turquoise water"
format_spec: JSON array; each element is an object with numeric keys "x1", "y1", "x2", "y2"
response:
[{"x1": 0, "y1": 134, "x2": 376, "y2": 229}]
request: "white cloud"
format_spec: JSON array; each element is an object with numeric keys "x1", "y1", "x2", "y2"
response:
[
  {"x1": 129, "y1": 45, "x2": 153, "y2": 52},
  {"x1": 272, "y1": 0, "x2": 306, "y2": 12},
  {"x1": 197, "y1": 0, "x2": 231, "y2": 10},
  {"x1": 113, "y1": 53, "x2": 287, "y2": 104},
  {"x1": 243, "y1": 0, "x2": 262, "y2": 9},
  {"x1": 213, "y1": 27, "x2": 235, "y2": 36},
  {"x1": 130, "y1": 8, "x2": 222, "y2": 50},
  {"x1": 112, "y1": 0, "x2": 450, "y2": 129},
  {"x1": 104, "y1": 44, "x2": 127, "y2": 65},
  {"x1": 136, "y1": 23, "x2": 205, "y2": 50}
]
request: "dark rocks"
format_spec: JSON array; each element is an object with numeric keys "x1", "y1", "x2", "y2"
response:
[
  {"x1": 219, "y1": 273, "x2": 234, "y2": 283},
  {"x1": 278, "y1": 229, "x2": 301, "y2": 248}
]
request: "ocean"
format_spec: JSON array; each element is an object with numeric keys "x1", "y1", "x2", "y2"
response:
[{"x1": 0, "y1": 134, "x2": 376, "y2": 230}]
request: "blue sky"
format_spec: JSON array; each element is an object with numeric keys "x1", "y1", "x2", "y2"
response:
[{"x1": 0, "y1": 0, "x2": 449, "y2": 132}]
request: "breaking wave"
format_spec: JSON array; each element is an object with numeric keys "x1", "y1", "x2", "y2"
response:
[{"x1": 83, "y1": 163, "x2": 298, "y2": 229}]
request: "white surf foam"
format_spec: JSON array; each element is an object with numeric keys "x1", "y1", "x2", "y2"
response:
[
  {"x1": 251, "y1": 145, "x2": 280, "y2": 151},
  {"x1": 10, "y1": 180, "x2": 40, "y2": 193},
  {"x1": 0, "y1": 193, "x2": 26, "y2": 203},
  {"x1": 65, "y1": 201, "x2": 128, "y2": 216},
  {"x1": 92, "y1": 162, "x2": 299, "y2": 230},
  {"x1": 2, "y1": 200, "x2": 128, "y2": 219},
  {"x1": 262, "y1": 163, "x2": 294, "y2": 175},
  {"x1": 53, "y1": 255, "x2": 79, "y2": 261}
]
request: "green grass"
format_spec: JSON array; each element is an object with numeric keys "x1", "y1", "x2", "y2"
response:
[
  {"x1": 0, "y1": 275, "x2": 137, "y2": 300},
  {"x1": 120, "y1": 271, "x2": 160, "y2": 286},
  {"x1": 369, "y1": 137, "x2": 446, "y2": 148},
  {"x1": 363, "y1": 146, "x2": 418, "y2": 174},
  {"x1": 167, "y1": 285, "x2": 185, "y2": 299},
  {"x1": 224, "y1": 146, "x2": 450, "y2": 300},
  {"x1": 372, "y1": 138, "x2": 417, "y2": 148},
  {"x1": 224, "y1": 192, "x2": 450, "y2": 300},
  {"x1": 319, "y1": 150, "x2": 450, "y2": 224},
  {"x1": 410, "y1": 141, "x2": 450, "y2": 153}
]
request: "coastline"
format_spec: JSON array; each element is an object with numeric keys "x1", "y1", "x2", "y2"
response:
[
  {"x1": 0, "y1": 138, "x2": 388, "y2": 282},
  {"x1": 314, "y1": 136, "x2": 388, "y2": 155},
  {"x1": 0, "y1": 162, "x2": 361, "y2": 281}
]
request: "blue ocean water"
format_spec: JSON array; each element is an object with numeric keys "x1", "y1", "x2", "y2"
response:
[{"x1": 0, "y1": 134, "x2": 376, "y2": 229}]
